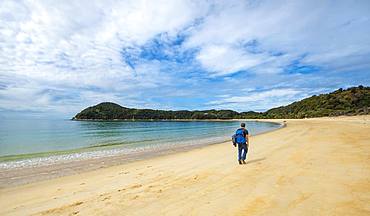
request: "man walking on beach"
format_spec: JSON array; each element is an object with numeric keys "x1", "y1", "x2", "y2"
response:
[{"x1": 233, "y1": 123, "x2": 249, "y2": 165}]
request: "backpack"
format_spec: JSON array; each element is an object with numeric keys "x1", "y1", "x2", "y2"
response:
[
  {"x1": 234, "y1": 128, "x2": 246, "y2": 144},
  {"x1": 231, "y1": 134, "x2": 237, "y2": 146}
]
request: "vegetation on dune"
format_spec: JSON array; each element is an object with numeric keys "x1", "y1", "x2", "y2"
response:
[
  {"x1": 73, "y1": 86, "x2": 370, "y2": 120},
  {"x1": 261, "y1": 85, "x2": 370, "y2": 119}
]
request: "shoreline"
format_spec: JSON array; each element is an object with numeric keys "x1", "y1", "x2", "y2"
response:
[
  {"x1": 1, "y1": 116, "x2": 368, "y2": 215},
  {"x1": 0, "y1": 121, "x2": 284, "y2": 188}
]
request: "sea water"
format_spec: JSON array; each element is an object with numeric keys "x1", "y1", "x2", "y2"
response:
[{"x1": 0, "y1": 119, "x2": 281, "y2": 168}]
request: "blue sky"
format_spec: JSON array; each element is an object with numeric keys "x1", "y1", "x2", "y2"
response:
[{"x1": 0, "y1": 0, "x2": 370, "y2": 118}]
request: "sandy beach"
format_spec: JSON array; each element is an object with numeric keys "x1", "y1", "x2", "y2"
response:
[{"x1": 0, "y1": 116, "x2": 369, "y2": 215}]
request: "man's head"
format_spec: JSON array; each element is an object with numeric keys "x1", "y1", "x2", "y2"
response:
[{"x1": 241, "y1": 123, "x2": 245, "y2": 128}]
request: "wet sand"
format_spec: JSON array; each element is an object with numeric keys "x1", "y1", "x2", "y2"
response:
[{"x1": 0, "y1": 116, "x2": 369, "y2": 215}]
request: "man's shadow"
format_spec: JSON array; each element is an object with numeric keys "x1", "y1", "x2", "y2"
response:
[{"x1": 246, "y1": 157, "x2": 266, "y2": 164}]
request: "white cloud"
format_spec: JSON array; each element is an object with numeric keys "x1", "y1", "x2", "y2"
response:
[
  {"x1": 209, "y1": 88, "x2": 300, "y2": 104},
  {"x1": 186, "y1": 0, "x2": 370, "y2": 75},
  {"x1": 223, "y1": 88, "x2": 301, "y2": 103},
  {"x1": 207, "y1": 88, "x2": 304, "y2": 111},
  {"x1": 196, "y1": 44, "x2": 271, "y2": 76},
  {"x1": 0, "y1": 0, "x2": 209, "y2": 85}
]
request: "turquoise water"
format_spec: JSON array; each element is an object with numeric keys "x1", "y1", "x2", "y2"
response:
[{"x1": 0, "y1": 119, "x2": 281, "y2": 167}]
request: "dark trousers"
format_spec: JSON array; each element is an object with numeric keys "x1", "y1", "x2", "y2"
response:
[{"x1": 237, "y1": 143, "x2": 248, "y2": 161}]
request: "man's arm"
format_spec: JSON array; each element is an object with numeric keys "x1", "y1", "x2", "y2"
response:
[{"x1": 245, "y1": 129, "x2": 250, "y2": 145}]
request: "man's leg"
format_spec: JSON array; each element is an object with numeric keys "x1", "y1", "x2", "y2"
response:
[
  {"x1": 241, "y1": 144, "x2": 247, "y2": 163},
  {"x1": 238, "y1": 144, "x2": 243, "y2": 164},
  {"x1": 244, "y1": 144, "x2": 249, "y2": 160}
]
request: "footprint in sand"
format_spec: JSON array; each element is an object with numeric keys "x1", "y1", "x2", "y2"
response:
[
  {"x1": 99, "y1": 193, "x2": 109, "y2": 198},
  {"x1": 101, "y1": 196, "x2": 111, "y2": 201},
  {"x1": 130, "y1": 184, "x2": 143, "y2": 189},
  {"x1": 71, "y1": 201, "x2": 83, "y2": 207},
  {"x1": 119, "y1": 171, "x2": 130, "y2": 175},
  {"x1": 144, "y1": 185, "x2": 155, "y2": 192}
]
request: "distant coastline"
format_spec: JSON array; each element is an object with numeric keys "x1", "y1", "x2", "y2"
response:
[
  {"x1": 73, "y1": 86, "x2": 369, "y2": 121},
  {"x1": 72, "y1": 118, "x2": 250, "y2": 122}
]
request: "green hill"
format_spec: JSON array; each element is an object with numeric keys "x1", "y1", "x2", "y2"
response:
[
  {"x1": 262, "y1": 85, "x2": 370, "y2": 118},
  {"x1": 73, "y1": 86, "x2": 370, "y2": 120},
  {"x1": 73, "y1": 102, "x2": 240, "y2": 120}
]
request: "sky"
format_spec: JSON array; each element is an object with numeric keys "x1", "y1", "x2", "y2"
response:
[{"x1": 0, "y1": 0, "x2": 370, "y2": 118}]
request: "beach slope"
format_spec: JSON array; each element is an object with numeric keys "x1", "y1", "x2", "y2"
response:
[{"x1": 0, "y1": 116, "x2": 369, "y2": 215}]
